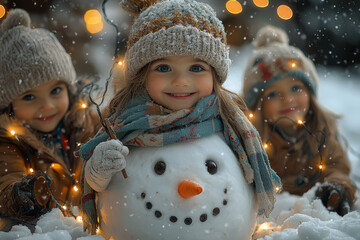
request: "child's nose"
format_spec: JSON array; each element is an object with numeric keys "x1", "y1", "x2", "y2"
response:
[
  {"x1": 172, "y1": 73, "x2": 190, "y2": 87},
  {"x1": 281, "y1": 93, "x2": 294, "y2": 103},
  {"x1": 40, "y1": 100, "x2": 55, "y2": 111}
]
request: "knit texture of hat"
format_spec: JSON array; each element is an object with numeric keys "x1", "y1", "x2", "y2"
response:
[
  {"x1": 242, "y1": 25, "x2": 319, "y2": 109},
  {"x1": 0, "y1": 8, "x2": 76, "y2": 110},
  {"x1": 121, "y1": 0, "x2": 230, "y2": 84}
]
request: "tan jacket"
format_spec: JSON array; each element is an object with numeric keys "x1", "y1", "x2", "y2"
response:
[
  {"x1": 0, "y1": 101, "x2": 100, "y2": 230},
  {"x1": 267, "y1": 127, "x2": 356, "y2": 203}
]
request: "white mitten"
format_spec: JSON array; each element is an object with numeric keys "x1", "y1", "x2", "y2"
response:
[{"x1": 84, "y1": 139, "x2": 129, "y2": 192}]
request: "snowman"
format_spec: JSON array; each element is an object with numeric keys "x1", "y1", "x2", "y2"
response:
[{"x1": 97, "y1": 133, "x2": 257, "y2": 240}]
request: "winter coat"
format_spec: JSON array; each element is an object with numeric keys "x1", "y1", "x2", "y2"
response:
[
  {"x1": 267, "y1": 126, "x2": 356, "y2": 203},
  {"x1": 0, "y1": 100, "x2": 100, "y2": 231}
]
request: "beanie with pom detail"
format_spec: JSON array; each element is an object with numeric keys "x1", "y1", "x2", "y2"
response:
[
  {"x1": 121, "y1": 0, "x2": 230, "y2": 84},
  {"x1": 242, "y1": 25, "x2": 319, "y2": 109},
  {"x1": 0, "y1": 8, "x2": 76, "y2": 110}
]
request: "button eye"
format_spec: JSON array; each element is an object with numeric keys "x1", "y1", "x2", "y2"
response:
[
  {"x1": 205, "y1": 160, "x2": 217, "y2": 175},
  {"x1": 154, "y1": 160, "x2": 166, "y2": 175}
]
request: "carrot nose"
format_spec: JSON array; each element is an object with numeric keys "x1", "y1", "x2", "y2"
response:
[{"x1": 178, "y1": 181, "x2": 203, "y2": 198}]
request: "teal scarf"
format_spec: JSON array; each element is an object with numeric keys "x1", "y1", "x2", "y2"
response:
[{"x1": 78, "y1": 93, "x2": 281, "y2": 232}]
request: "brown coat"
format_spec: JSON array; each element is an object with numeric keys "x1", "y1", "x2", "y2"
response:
[
  {"x1": 0, "y1": 101, "x2": 100, "y2": 230},
  {"x1": 267, "y1": 127, "x2": 356, "y2": 203}
]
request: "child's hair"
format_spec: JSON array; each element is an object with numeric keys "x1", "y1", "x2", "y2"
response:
[
  {"x1": 0, "y1": 8, "x2": 76, "y2": 111},
  {"x1": 105, "y1": 0, "x2": 246, "y2": 119}
]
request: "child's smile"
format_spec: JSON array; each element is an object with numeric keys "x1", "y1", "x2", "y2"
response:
[{"x1": 146, "y1": 56, "x2": 214, "y2": 111}]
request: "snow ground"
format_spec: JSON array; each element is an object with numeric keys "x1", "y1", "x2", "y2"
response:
[{"x1": 1, "y1": 45, "x2": 359, "y2": 239}]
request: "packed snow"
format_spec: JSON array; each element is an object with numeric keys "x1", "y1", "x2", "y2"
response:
[{"x1": 1, "y1": 45, "x2": 359, "y2": 240}]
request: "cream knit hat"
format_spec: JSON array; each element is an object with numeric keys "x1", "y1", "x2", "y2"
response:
[
  {"x1": 0, "y1": 9, "x2": 76, "y2": 110},
  {"x1": 121, "y1": 0, "x2": 231, "y2": 84},
  {"x1": 242, "y1": 25, "x2": 319, "y2": 109}
]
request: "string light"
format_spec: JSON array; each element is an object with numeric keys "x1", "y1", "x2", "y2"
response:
[
  {"x1": 297, "y1": 119, "x2": 303, "y2": 125},
  {"x1": 248, "y1": 113, "x2": 254, "y2": 119},
  {"x1": 319, "y1": 164, "x2": 324, "y2": 170},
  {"x1": 29, "y1": 168, "x2": 34, "y2": 173},
  {"x1": 62, "y1": 205, "x2": 67, "y2": 210},
  {"x1": 277, "y1": 5, "x2": 293, "y2": 20},
  {"x1": 73, "y1": 185, "x2": 79, "y2": 192},
  {"x1": 117, "y1": 61, "x2": 123, "y2": 66},
  {"x1": 81, "y1": 103, "x2": 88, "y2": 109},
  {"x1": 226, "y1": 0, "x2": 243, "y2": 14},
  {"x1": 275, "y1": 186, "x2": 280, "y2": 192},
  {"x1": 76, "y1": 216, "x2": 83, "y2": 223},
  {"x1": 84, "y1": 9, "x2": 103, "y2": 34},
  {"x1": 263, "y1": 143, "x2": 268, "y2": 149},
  {"x1": 10, "y1": 130, "x2": 16, "y2": 136}
]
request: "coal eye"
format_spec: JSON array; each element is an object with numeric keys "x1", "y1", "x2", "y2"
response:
[
  {"x1": 154, "y1": 160, "x2": 166, "y2": 175},
  {"x1": 205, "y1": 160, "x2": 217, "y2": 175}
]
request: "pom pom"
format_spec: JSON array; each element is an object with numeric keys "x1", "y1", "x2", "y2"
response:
[
  {"x1": 1, "y1": 8, "x2": 31, "y2": 33},
  {"x1": 121, "y1": 0, "x2": 161, "y2": 16},
  {"x1": 253, "y1": 25, "x2": 289, "y2": 48}
]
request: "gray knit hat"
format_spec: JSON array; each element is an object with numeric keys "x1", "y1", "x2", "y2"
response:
[
  {"x1": 242, "y1": 25, "x2": 319, "y2": 110},
  {"x1": 0, "y1": 8, "x2": 76, "y2": 110},
  {"x1": 121, "y1": 0, "x2": 230, "y2": 84}
]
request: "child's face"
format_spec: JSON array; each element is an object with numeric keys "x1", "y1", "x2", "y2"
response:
[
  {"x1": 146, "y1": 56, "x2": 214, "y2": 111},
  {"x1": 262, "y1": 77, "x2": 310, "y2": 128},
  {"x1": 12, "y1": 80, "x2": 69, "y2": 133}
]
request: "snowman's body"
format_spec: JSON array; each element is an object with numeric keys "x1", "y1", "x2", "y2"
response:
[{"x1": 98, "y1": 133, "x2": 257, "y2": 240}]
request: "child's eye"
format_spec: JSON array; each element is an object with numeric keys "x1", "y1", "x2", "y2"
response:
[
  {"x1": 189, "y1": 65, "x2": 204, "y2": 72},
  {"x1": 266, "y1": 92, "x2": 277, "y2": 99},
  {"x1": 22, "y1": 94, "x2": 35, "y2": 101},
  {"x1": 156, "y1": 65, "x2": 171, "y2": 72},
  {"x1": 51, "y1": 87, "x2": 62, "y2": 95},
  {"x1": 291, "y1": 85, "x2": 302, "y2": 92}
]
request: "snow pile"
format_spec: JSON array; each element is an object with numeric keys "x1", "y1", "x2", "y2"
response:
[
  {"x1": 253, "y1": 186, "x2": 360, "y2": 240},
  {"x1": 0, "y1": 208, "x2": 104, "y2": 240}
]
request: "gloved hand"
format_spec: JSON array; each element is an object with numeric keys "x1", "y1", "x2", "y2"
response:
[
  {"x1": 315, "y1": 182, "x2": 351, "y2": 216},
  {"x1": 13, "y1": 171, "x2": 52, "y2": 218},
  {"x1": 85, "y1": 139, "x2": 128, "y2": 192}
]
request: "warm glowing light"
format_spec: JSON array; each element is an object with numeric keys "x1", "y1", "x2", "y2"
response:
[
  {"x1": 77, "y1": 143, "x2": 81, "y2": 147},
  {"x1": 226, "y1": 0, "x2": 243, "y2": 14},
  {"x1": 277, "y1": 5, "x2": 293, "y2": 20},
  {"x1": 275, "y1": 186, "x2": 280, "y2": 192},
  {"x1": 62, "y1": 205, "x2": 67, "y2": 210},
  {"x1": 51, "y1": 163, "x2": 55, "y2": 168},
  {"x1": 84, "y1": 9, "x2": 102, "y2": 25},
  {"x1": 96, "y1": 227, "x2": 101, "y2": 234},
  {"x1": 263, "y1": 144, "x2": 268, "y2": 149},
  {"x1": 29, "y1": 168, "x2": 34, "y2": 173},
  {"x1": 249, "y1": 113, "x2": 254, "y2": 118},
  {"x1": 297, "y1": 119, "x2": 303, "y2": 125},
  {"x1": 76, "y1": 216, "x2": 83, "y2": 223},
  {"x1": 253, "y1": 0, "x2": 269, "y2": 8},
  {"x1": 289, "y1": 60, "x2": 297, "y2": 68},
  {"x1": 319, "y1": 164, "x2": 324, "y2": 170},
  {"x1": 73, "y1": 185, "x2": 79, "y2": 192},
  {"x1": 118, "y1": 61, "x2": 123, "y2": 66},
  {"x1": 86, "y1": 21, "x2": 104, "y2": 34},
  {"x1": 10, "y1": 130, "x2": 16, "y2": 136},
  {"x1": 84, "y1": 9, "x2": 103, "y2": 34},
  {"x1": 0, "y1": 5, "x2": 6, "y2": 18},
  {"x1": 259, "y1": 222, "x2": 270, "y2": 230},
  {"x1": 81, "y1": 103, "x2": 87, "y2": 109}
]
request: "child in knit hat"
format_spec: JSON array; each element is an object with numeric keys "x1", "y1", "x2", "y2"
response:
[
  {"x1": 0, "y1": 9, "x2": 100, "y2": 231},
  {"x1": 242, "y1": 25, "x2": 356, "y2": 216},
  {"x1": 77, "y1": 0, "x2": 281, "y2": 235}
]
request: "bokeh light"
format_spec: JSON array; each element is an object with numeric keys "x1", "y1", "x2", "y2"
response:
[
  {"x1": 226, "y1": 0, "x2": 243, "y2": 14},
  {"x1": 84, "y1": 9, "x2": 103, "y2": 34},
  {"x1": 0, "y1": 5, "x2": 5, "y2": 19},
  {"x1": 277, "y1": 5, "x2": 293, "y2": 20},
  {"x1": 253, "y1": 0, "x2": 269, "y2": 8}
]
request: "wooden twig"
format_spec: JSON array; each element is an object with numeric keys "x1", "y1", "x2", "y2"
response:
[{"x1": 104, "y1": 118, "x2": 128, "y2": 178}]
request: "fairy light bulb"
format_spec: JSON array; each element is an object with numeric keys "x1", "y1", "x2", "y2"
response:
[
  {"x1": 319, "y1": 164, "x2": 324, "y2": 170},
  {"x1": 297, "y1": 119, "x2": 303, "y2": 125},
  {"x1": 76, "y1": 216, "x2": 83, "y2": 223},
  {"x1": 263, "y1": 143, "x2": 268, "y2": 149},
  {"x1": 62, "y1": 205, "x2": 67, "y2": 210},
  {"x1": 73, "y1": 185, "x2": 79, "y2": 192},
  {"x1": 275, "y1": 186, "x2": 280, "y2": 192},
  {"x1": 248, "y1": 113, "x2": 254, "y2": 119},
  {"x1": 29, "y1": 168, "x2": 34, "y2": 173},
  {"x1": 10, "y1": 130, "x2": 16, "y2": 136},
  {"x1": 118, "y1": 61, "x2": 123, "y2": 66},
  {"x1": 81, "y1": 103, "x2": 87, "y2": 109}
]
